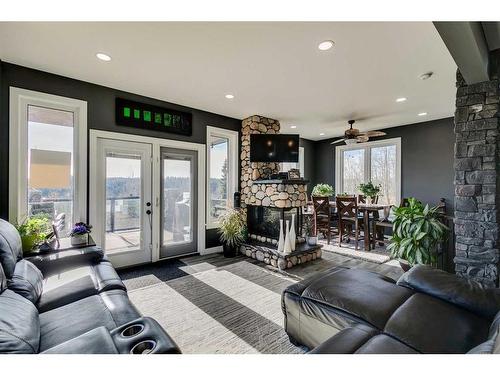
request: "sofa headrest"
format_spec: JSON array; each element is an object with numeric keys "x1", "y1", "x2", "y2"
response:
[
  {"x1": 397, "y1": 264, "x2": 500, "y2": 320},
  {"x1": 0, "y1": 219, "x2": 23, "y2": 279}
]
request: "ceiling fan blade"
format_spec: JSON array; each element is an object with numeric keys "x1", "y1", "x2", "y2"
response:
[
  {"x1": 364, "y1": 130, "x2": 387, "y2": 137},
  {"x1": 330, "y1": 138, "x2": 346, "y2": 145},
  {"x1": 356, "y1": 135, "x2": 369, "y2": 143}
]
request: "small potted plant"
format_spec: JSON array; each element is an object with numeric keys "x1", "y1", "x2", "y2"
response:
[
  {"x1": 311, "y1": 183, "x2": 334, "y2": 197},
  {"x1": 358, "y1": 181, "x2": 382, "y2": 203},
  {"x1": 387, "y1": 198, "x2": 448, "y2": 271},
  {"x1": 16, "y1": 215, "x2": 51, "y2": 254},
  {"x1": 218, "y1": 208, "x2": 246, "y2": 257},
  {"x1": 304, "y1": 214, "x2": 318, "y2": 246},
  {"x1": 70, "y1": 222, "x2": 92, "y2": 246}
]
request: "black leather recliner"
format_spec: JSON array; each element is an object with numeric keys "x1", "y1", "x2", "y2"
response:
[
  {"x1": 282, "y1": 264, "x2": 500, "y2": 354},
  {"x1": 0, "y1": 218, "x2": 180, "y2": 354}
]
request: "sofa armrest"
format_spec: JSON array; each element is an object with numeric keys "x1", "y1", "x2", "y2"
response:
[
  {"x1": 26, "y1": 246, "x2": 104, "y2": 276},
  {"x1": 397, "y1": 265, "x2": 500, "y2": 319},
  {"x1": 42, "y1": 327, "x2": 119, "y2": 354},
  {"x1": 309, "y1": 325, "x2": 379, "y2": 354}
]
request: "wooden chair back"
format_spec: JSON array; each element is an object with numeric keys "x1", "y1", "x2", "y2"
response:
[
  {"x1": 312, "y1": 196, "x2": 331, "y2": 218},
  {"x1": 336, "y1": 196, "x2": 358, "y2": 219},
  {"x1": 358, "y1": 194, "x2": 379, "y2": 204}
]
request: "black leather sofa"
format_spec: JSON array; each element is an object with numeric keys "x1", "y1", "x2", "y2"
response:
[
  {"x1": 0, "y1": 219, "x2": 180, "y2": 354},
  {"x1": 282, "y1": 265, "x2": 500, "y2": 354}
]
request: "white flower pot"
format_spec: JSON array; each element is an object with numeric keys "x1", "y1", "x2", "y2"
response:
[{"x1": 71, "y1": 233, "x2": 88, "y2": 246}]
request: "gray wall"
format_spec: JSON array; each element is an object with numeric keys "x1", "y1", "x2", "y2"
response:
[
  {"x1": 0, "y1": 62, "x2": 241, "y2": 248},
  {"x1": 304, "y1": 117, "x2": 455, "y2": 211}
]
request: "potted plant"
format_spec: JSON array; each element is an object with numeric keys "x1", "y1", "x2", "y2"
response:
[
  {"x1": 387, "y1": 198, "x2": 448, "y2": 271},
  {"x1": 311, "y1": 183, "x2": 334, "y2": 197},
  {"x1": 16, "y1": 215, "x2": 51, "y2": 254},
  {"x1": 70, "y1": 222, "x2": 92, "y2": 246},
  {"x1": 358, "y1": 181, "x2": 381, "y2": 203},
  {"x1": 218, "y1": 208, "x2": 246, "y2": 257},
  {"x1": 304, "y1": 214, "x2": 317, "y2": 246}
]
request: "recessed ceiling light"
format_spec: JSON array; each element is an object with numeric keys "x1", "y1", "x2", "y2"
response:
[
  {"x1": 319, "y1": 132, "x2": 325, "y2": 136},
  {"x1": 419, "y1": 72, "x2": 433, "y2": 80},
  {"x1": 418, "y1": 112, "x2": 428, "y2": 116},
  {"x1": 318, "y1": 40, "x2": 334, "y2": 51},
  {"x1": 225, "y1": 94, "x2": 234, "y2": 99},
  {"x1": 396, "y1": 97, "x2": 407, "y2": 103},
  {"x1": 290, "y1": 125, "x2": 297, "y2": 129},
  {"x1": 96, "y1": 53, "x2": 111, "y2": 62}
]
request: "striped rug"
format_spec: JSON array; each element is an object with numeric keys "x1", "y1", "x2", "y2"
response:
[{"x1": 118, "y1": 255, "x2": 307, "y2": 354}]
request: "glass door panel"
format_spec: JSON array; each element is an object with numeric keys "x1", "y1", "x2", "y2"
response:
[
  {"x1": 105, "y1": 153, "x2": 142, "y2": 254},
  {"x1": 342, "y1": 148, "x2": 365, "y2": 195},
  {"x1": 160, "y1": 147, "x2": 198, "y2": 258}
]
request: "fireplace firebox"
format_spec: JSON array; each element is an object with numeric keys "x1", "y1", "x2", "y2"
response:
[{"x1": 247, "y1": 205, "x2": 302, "y2": 244}]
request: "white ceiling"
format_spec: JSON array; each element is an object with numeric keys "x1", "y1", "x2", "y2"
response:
[{"x1": 0, "y1": 22, "x2": 456, "y2": 140}]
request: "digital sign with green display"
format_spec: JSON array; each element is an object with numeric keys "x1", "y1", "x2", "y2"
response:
[{"x1": 116, "y1": 98, "x2": 192, "y2": 136}]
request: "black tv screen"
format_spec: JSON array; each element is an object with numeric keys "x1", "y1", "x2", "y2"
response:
[{"x1": 250, "y1": 134, "x2": 299, "y2": 162}]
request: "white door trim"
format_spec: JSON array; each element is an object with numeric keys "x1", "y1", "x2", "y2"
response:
[{"x1": 89, "y1": 130, "x2": 206, "y2": 262}]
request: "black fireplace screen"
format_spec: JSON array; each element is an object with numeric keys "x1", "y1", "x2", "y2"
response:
[{"x1": 247, "y1": 205, "x2": 300, "y2": 240}]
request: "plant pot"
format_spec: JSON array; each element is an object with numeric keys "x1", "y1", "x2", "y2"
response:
[
  {"x1": 399, "y1": 259, "x2": 412, "y2": 272},
  {"x1": 306, "y1": 236, "x2": 318, "y2": 246},
  {"x1": 71, "y1": 233, "x2": 89, "y2": 246},
  {"x1": 21, "y1": 234, "x2": 38, "y2": 254},
  {"x1": 223, "y1": 243, "x2": 238, "y2": 258}
]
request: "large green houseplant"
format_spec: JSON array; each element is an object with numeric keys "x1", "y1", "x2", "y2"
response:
[
  {"x1": 16, "y1": 215, "x2": 51, "y2": 254},
  {"x1": 218, "y1": 208, "x2": 246, "y2": 257},
  {"x1": 387, "y1": 198, "x2": 448, "y2": 269}
]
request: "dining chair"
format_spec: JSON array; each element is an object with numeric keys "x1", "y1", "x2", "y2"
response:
[
  {"x1": 372, "y1": 198, "x2": 410, "y2": 248},
  {"x1": 312, "y1": 196, "x2": 337, "y2": 244},
  {"x1": 358, "y1": 194, "x2": 379, "y2": 204},
  {"x1": 336, "y1": 196, "x2": 365, "y2": 250}
]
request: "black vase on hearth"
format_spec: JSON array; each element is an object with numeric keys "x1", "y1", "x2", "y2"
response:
[{"x1": 223, "y1": 243, "x2": 238, "y2": 258}]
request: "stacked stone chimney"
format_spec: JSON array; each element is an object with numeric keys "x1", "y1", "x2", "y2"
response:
[{"x1": 453, "y1": 70, "x2": 500, "y2": 288}]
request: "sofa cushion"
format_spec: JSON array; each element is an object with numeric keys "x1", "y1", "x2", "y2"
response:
[
  {"x1": 310, "y1": 324, "x2": 419, "y2": 354},
  {"x1": 299, "y1": 268, "x2": 414, "y2": 329},
  {"x1": 8, "y1": 259, "x2": 44, "y2": 304},
  {"x1": 397, "y1": 265, "x2": 500, "y2": 319},
  {"x1": 39, "y1": 289, "x2": 140, "y2": 351},
  {"x1": 42, "y1": 327, "x2": 119, "y2": 354},
  {"x1": 0, "y1": 289, "x2": 40, "y2": 353},
  {"x1": 0, "y1": 219, "x2": 23, "y2": 279},
  {"x1": 37, "y1": 260, "x2": 126, "y2": 312},
  {"x1": 385, "y1": 293, "x2": 491, "y2": 353}
]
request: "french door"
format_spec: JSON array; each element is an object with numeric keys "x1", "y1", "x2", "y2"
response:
[
  {"x1": 91, "y1": 138, "x2": 153, "y2": 268},
  {"x1": 90, "y1": 131, "x2": 205, "y2": 268}
]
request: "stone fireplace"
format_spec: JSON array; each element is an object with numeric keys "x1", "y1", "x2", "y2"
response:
[{"x1": 238, "y1": 115, "x2": 321, "y2": 269}]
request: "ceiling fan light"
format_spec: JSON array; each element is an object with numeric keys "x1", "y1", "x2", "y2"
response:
[{"x1": 344, "y1": 139, "x2": 358, "y2": 145}]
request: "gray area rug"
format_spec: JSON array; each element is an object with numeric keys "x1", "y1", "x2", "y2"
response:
[{"x1": 119, "y1": 255, "x2": 306, "y2": 354}]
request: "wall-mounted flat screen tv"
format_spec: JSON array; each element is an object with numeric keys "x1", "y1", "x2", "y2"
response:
[{"x1": 250, "y1": 134, "x2": 299, "y2": 162}]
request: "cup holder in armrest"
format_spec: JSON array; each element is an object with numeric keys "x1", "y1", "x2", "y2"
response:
[
  {"x1": 121, "y1": 324, "x2": 144, "y2": 338},
  {"x1": 111, "y1": 317, "x2": 181, "y2": 354},
  {"x1": 130, "y1": 340, "x2": 157, "y2": 354}
]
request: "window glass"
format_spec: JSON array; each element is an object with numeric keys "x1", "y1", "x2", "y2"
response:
[
  {"x1": 27, "y1": 105, "x2": 74, "y2": 235},
  {"x1": 208, "y1": 136, "x2": 229, "y2": 222},
  {"x1": 342, "y1": 148, "x2": 365, "y2": 195},
  {"x1": 371, "y1": 145, "x2": 397, "y2": 205}
]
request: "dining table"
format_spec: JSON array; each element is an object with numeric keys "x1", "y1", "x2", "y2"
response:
[{"x1": 305, "y1": 201, "x2": 392, "y2": 250}]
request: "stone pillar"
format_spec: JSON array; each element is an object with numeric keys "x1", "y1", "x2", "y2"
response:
[
  {"x1": 453, "y1": 70, "x2": 500, "y2": 288},
  {"x1": 240, "y1": 115, "x2": 280, "y2": 208}
]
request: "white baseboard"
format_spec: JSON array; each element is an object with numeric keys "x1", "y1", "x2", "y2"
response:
[{"x1": 200, "y1": 245, "x2": 223, "y2": 255}]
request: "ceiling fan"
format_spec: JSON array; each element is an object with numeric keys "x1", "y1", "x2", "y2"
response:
[{"x1": 331, "y1": 120, "x2": 386, "y2": 145}]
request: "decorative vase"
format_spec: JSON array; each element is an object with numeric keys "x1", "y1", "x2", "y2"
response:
[
  {"x1": 307, "y1": 236, "x2": 318, "y2": 246},
  {"x1": 71, "y1": 233, "x2": 88, "y2": 246},
  {"x1": 277, "y1": 219, "x2": 285, "y2": 253},
  {"x1": 289, "y1": 214, "x2": 296, "y2": 251},
  {"x1": 283, "y1": 220, "x2": 292, "y2": 254},
  {"x1": 223, "y1": 243, "x2": 238, "y2": 258}
]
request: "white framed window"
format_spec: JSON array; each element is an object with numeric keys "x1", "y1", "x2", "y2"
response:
[
  {"x1": 281, "y1": 146, "x2": 305, "y2": 177},
  {"x1": 9, "y1": 88, "x2": 87, "y2": 235},
  {"x1": 335, "y1": 138, "x2": 401, "y2": 205},
  {"x1": 206, "y1": 126, "x2": 238, "y2": 229}
]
